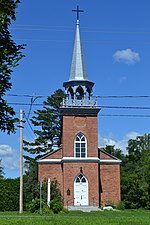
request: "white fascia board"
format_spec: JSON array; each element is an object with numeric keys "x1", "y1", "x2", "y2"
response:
[
  {"x1": 37, "y1": 159, "x2": 61, "y2": 164},
  {"x1": 62, "y1": 157, "x2": 99, "y2": 162},
  {"x1": 100, "y1": 159, "x2": 122, "y2": 165},
  {"x1": 37, "y1": 158, "x2": 121, "y2": 164},
  {"x1": 62, "y1": 157, "x2": 121, "y2": 164}
]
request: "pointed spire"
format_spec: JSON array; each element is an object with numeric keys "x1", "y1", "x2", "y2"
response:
[{"x1": 69, "y1": 19, "x2": 88, "y2": 81}]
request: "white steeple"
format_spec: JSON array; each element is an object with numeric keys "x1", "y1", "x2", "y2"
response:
[
  {"x1": 62, "y1": 6, "x2": 99, "y2": 109},
  {"x1": 69, "y1": 19, "x2": 88, "y2": 81}
]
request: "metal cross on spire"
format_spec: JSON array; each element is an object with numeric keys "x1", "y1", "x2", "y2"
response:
[{"x1": 72, "y1": 5, "x2": 84, "y2": 21}]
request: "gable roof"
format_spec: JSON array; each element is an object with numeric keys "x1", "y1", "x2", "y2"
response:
[
  {"x1": 37, "y1": 147, "x2": 62, "y2": 162},
  {"x1": 98, "y1": 148, "x2": 122, "y2": 164},
  {"x1": 37, "y1": 147, "x2": 121, "y2": 165},
  {"x1": 99, "y1": 148, "x2": 121, "y2": 160}
]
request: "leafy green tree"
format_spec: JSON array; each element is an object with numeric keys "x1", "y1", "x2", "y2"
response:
[
  {"x1": 121, "y1": 134, "x2": 150, "y2": 209},
  {"x1": 102, "y1": 137, "x2": 150, "y2": 209},
  {"x1": 127, "y1": 134, "x2": 150, "y2": 163},
  {"x1": 0, "y1": 0, "x2": 24, "y2": 134}
]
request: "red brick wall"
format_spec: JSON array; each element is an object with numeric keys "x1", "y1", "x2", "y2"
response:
[
  {"x1": 37, "y1": 113, "x2": 121, "y2": 208},
  {"x1": 62, "y1": 116, "x2": 98, "y2": 158},
  {"x1": 46, "y1": 149, "x2": 62, "y2": 159},
  {"x1": 38, "y1": 161, "x2": 121, "y2": 207},
  {"x1": 100, "y1": 151, "x2": 114, "y2": 160},
  {"x1": 100, "y1": 164, "x2": 121, "y2": 206},
  {"x1": 38, "y1": 164, "x2": 63, "y2": 193},
  {"x1": 63, "y1": 162, "x2": 99, "y2": 207}
]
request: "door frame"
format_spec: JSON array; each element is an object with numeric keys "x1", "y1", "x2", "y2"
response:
[{"x1": 74, "y1": 173, "x2": 88, "y2": 206}]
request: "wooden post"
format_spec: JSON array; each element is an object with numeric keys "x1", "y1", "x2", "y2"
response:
[
  {"x1": 40, "y1": 176, "x2": 42, "y2": 215},
  {"x1": 47, "y1": 178, "x2": 51, "y2": 206},
  {"x1": 19, "y1": 109, "x2": 23, "y2": 213}
]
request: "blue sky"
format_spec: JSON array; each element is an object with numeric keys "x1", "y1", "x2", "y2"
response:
[{"x1": 1, "y1": 0, "x2": 150, "y2": 178}]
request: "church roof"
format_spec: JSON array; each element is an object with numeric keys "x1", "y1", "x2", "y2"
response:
[
  {"x1": 69, "y1": 20, "x2": 88, "y2": 81},
  {"x1": 98, "y1": 148, "x2": 122, "y2": 163},
  {"x1": 37, "y1": 148, "x2": 121, "y2": 164}
]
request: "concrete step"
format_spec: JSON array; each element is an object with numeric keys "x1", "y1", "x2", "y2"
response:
[{"x1": 68, "y1": 206, "x2": 101, "y2": 212}]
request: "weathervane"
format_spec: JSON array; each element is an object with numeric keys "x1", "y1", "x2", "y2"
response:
[{"x1": 72, "y1": 5, "x2": 84, "y2": 21}]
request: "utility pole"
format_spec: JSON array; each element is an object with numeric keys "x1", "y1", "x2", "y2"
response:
[
  {"x1": 19, "y1": 109, "x2": 23, "y2": 213},
  {"x1": 40, "y1": 176, "x2": 42, "y2": 215}
]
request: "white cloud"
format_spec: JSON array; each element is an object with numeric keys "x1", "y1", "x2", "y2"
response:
[
  {"x1": 99, "y1": 131, "x2": 141, "y2": 154},
  {"x1": 0, "y1": 145, "x2": 13, "y2": 156},
  {"x1": 113, "y1": 49, "x2": 140, "y2": 64},
  {"x1": 0, "y1": 145, "x2": 19, "y2": 171}
]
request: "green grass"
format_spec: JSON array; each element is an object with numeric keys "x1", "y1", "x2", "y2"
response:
[{"x1": 0, "y1": 210, "x2": 150, "y2": 225}]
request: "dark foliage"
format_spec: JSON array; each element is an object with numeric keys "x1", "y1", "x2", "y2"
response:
[
  {"x1": 121, "y1": 134, "x2": 150, "y2": 209},
  {"x1": 0, "y1": 178, "x2": 20, "y2": 211},
  {"x1": 0, "y1": 0, "x2": 24, "y2": 134},
  {"x1": 23, "y1": 89, "x2": 65, "y2": 155}
]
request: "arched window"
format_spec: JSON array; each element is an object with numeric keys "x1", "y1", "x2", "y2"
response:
[
  {"x1": 76, "y1": 86, "x2": 84, "y2": 100},
  {"x1": 74, "y1": 133, "x2": 87, "y2": 158},
  {"x1": 75, "y1": 174, "x2": 87, "y2": 183}
]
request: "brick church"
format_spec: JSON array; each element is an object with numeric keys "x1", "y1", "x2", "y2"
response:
[{"x1": 38, "y1": 8, "x2": 121, "y2": 208}]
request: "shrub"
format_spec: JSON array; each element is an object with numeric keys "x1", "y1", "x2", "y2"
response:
[
  {"x1": 40, "y1": 205, "x2": 54, "y2": 215},
  {"x1": 49, "y1": 198, "x2": 63, "y2": 214},
  {"x1": 0, "y1": 178, "x2": 20, "y2": 211},
  {"x1": 27, "y1": 198, "x2": 54, "y2": 214},
  {"x1": 27, "y1": 198, "x2": 45, "y2": 213},
  {"x1": 60, "y1": 208, "x2": 69, "y2": 214},
  {"x1": 117, "y1": 201, "x2": 125, "y2": 210}
]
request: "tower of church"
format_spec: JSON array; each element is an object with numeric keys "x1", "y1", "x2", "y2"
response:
[
  {"x1": 60, "y1": 8, "x2": 101, "y2": 206},
  {"x1": 38, "y1": 7, "x2": 121, "y2": 208}
]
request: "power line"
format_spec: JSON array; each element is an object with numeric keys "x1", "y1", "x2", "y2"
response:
[
  {"x1": 14, "y1": 39, "x2": 72, "y2": 43},
  {"x1": 14, "y1": 111, "x2": 150, "y2": 118},
  {"x1": 12, "y1": 24, "x2": 73, "y2": 28},
  {"x1": 95, "y1": 95, "x2": 150, "y2": 98},
  {"x1": 10, "y1": 25, "x2": 150, "y2": 34},
  {"x1": 7, "y1": 93, "x2": 150, "y2": 99},
  {"x1": 24, "y1": 123, "x2": 35, "y2": 140},
  {"x1": 100, "y1": 106, "x2": 150, "y2": 110},
  {"x1": 8, "y1": 102, "x2": 150, "y2": 110},
  {"x1": 23, "y1": 112, "x2": 36, "y2": 137},
  {"x1": 7, "y1": 94, "x2": 47, "y2": 98},
  {"x1": 27, "y1": 96, "x2": 43, "y2": 120},
  {"x1": 9, "y1": 102, "x2": 43, "y2": 106},
  {"x1": 100, "y1": 114, "x2": 150, "y2": 118},
  {"x1": 10, "y1": 27, "x2": 74, "y2": 32},
  {"x1": 13, "y1": 38, "x2": 150, "y2": 45}
]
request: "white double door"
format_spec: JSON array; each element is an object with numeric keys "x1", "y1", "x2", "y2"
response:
[{"x1": 74, "y1": 174, "x2": 88, "y2": 206}]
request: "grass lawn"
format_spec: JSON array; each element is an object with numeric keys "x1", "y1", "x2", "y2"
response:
[{"x1": 0, "y1": 210, "x2": 149, "y2": 225}]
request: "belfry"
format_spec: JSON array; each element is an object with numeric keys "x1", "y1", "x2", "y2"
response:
[{"x1": 38, "y1": 6, "x2": 121, "y2": 209}]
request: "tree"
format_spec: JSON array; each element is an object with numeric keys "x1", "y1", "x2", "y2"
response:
[
  {"x1": 121, "y1": 134, "x2": 150, "y2": 209},
  {"x1": 102, "y1": 136, "x2": 150, "y2": 209},
  {"x1": 23, "y1": 89, "x2": 65, "y2": 157},
  {"x1": 0, "y1": 0, "x2": 24, "y2": 134},
  {"x1": 0, "y1": 177, "x2": 20, "y2": 211},
  {"x1": 23, "y1": 157, "x2": 39, "y2": 208}
]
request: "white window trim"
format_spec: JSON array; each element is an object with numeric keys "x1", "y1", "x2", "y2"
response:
[{"x1": 74, "y1": 133, "x2": 87, "y2": 158}]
